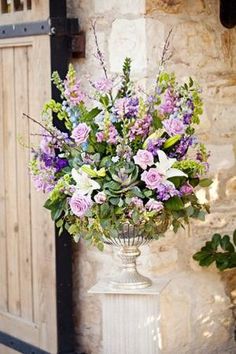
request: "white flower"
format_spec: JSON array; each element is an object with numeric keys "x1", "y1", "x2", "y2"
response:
[
  {"x1": 71, "y1": 168, "x2": 100, "y2": 195},
  {"x1": 155, "y1": 150, "x2": 187, "y2": 183}
]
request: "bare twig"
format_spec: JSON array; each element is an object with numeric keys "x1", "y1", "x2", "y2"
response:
[
  {"x1": 159, "y1": 28, "x2": 173, "y2": 68},
  {"x1": 91, "y1": 20, "x2": 108, "y2": 79}
]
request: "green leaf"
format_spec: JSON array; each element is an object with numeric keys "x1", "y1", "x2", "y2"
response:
[
  {"x1": 97, "y1": 241, "x2": 104, "y2": 252},
  {"x1": 152, "y1": 112, "x2": 163, "y2": 129},
  {"x1": 56, "y1": 219, "x2": 63, "y2": 228},
  {"x1": 211, "y1": 233, "x2": 221, "y2": 250},
  {"x1": 143, "y1": 190, "x2": 153, "y2": 198},
  {"x1": 199, "y1": 178, "x2": 213, "y2": 187},
  {"x1": 43, "y1": 198, "x2": 53, "y2": 210},
  {"x1": 131, "y1": 186, "x2": 144, "y2": 198},
  {"x1": 83, "y1": 107, "x2": 101, "y2": 122},
  {"x1": 233, "y1": 230, "x2": 236, "y2": 246},
  {"x1": 109, "y1": 197, "x2": 120, "y2": 206},
  {"x1": 163, "y1": 135, "x2": 181, "y2": 149},
  {"x1": 68, "y1": 224, "x2": 79, "y2": 234},
  {"x1": 165, "y1": 196, "x2": 184, "y2": 211},
  {"x1": 220, "y1": 235, "x2": 235, "y2": 252},
  {"x1": 189, "y1": 178, "x2": 199, "y2": 187},
  {"x1": 100, "y1": 203, "x2": 110, "y2": 219}
]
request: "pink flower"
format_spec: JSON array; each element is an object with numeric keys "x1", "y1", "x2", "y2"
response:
[
  {"x1": 131, "y1": 197, "x2": 144, "y2": 209},
  {"x1": 69, "y1": 191, "x2": 92, "y2": 217},
  {"x1": 71, "y1": 123, "x2": 91, "y2": 144},
  {"x1": 141, "y1": 168, "x2": 162, "y2": 189},
  {"x1": 180, "y1": 183, "x2": 193, "y2": 195},
  {"x1": 133, "y1": 150, "x2": 154, "y2": 170},
  {"x1": 145, "y1": 199, "x2": 164, "y2": 212},
  {"x1": 93, "y1": 78, "x2": 113, "y2": 93},
  {"x1": 163, "y1": 118, "x2": 186, "y2": 136},
  {"x1": 64, "y1": 80, "x2": 85, "y2": 105},
  {"x1": 94, "y1": 192, "x2": 107, "y2": 204},
  {"x1": 96, "y1": 131, "x2": 105, "y2": 142},
  {"x1": 107, "y1": 125, "x2": 118, "y2": 144}
]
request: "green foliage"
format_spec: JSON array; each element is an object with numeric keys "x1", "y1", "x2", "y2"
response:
[
  {"x1": 173, "y1": 159, "x2": 207, "y2": 177},
  {"x1": 193, "y1": 230, "x2": 236, "y2": 271},
  {"x1": 117, "y1": 57, "x2": 133, "y2": 98}
]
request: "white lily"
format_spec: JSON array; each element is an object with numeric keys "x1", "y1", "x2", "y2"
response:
[
  {"x1": 71, "y1": 168, "x2": 100, "y2": 195},
  {"x1": 155, "y1": 150, "x2": 187, "y2": 182}
]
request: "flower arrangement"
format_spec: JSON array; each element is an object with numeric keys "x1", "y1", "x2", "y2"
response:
[{"x1": 28, "y1": 32, "x2": 211, "y2": 250}]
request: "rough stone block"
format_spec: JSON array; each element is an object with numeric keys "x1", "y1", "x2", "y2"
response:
[
  {"x1": 109, "y1": 19, "x2": 147, "y2": 74},
  {"x1": 146, "y1": 0, "x2": 183, "y2": 14},
  {"x1": 94, "y1": 0, "x2": 145, "y2": 15}
]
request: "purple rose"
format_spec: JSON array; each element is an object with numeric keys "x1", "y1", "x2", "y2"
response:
[
  {"x1": 133, "y1": 149, "x2": 154, "y2": 170},
  {"x1": 163, "y1": 118, "x2": 186, "y2": 136},
  {"x1": 94, "y1": 192, "x2": 107, "y2": 204},
  {"x1": 71, "y1": 123, "x2": 91, "y2": 144},
  {"x1": 179, "y1": 183, "x2": 193, "y2": 196},
  {"x1": 145, "y1": 199, "x2": 164, "y2": 212},
  {"x1": 69, "y1": 191, "x2": 92, "y2": 217},
  {"x1": 141, "y1": 168, "x2": 162, "y2": 189}
]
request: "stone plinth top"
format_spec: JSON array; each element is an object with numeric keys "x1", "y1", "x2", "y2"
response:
[{"x1": 88, "y1": 278, "x2": 170, "y2": 295}]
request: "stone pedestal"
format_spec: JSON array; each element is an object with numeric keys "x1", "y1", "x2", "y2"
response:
[{"x1": 89, "y1": 279, "x2": 169, "y2": 354}]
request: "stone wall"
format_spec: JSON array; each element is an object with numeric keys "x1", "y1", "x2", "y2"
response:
[{"x1": 67, "y1": 0, "x2": 236, "y2": 353}]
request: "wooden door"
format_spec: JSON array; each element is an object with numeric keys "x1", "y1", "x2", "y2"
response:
[{"x1": 0, "y1": 1, "x2": 76, "y2": 353}]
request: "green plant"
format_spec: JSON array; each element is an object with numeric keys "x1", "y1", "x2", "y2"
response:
[{"x1": 193, "y1": 230, "x2": 236, "y2": 271}]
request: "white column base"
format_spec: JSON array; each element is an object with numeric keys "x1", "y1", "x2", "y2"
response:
[{"x1": 89, "y1": 279, "x2": 169, "y2": 354}]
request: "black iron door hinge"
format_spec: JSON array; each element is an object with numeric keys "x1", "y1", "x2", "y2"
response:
[{"x1": 0, "y1": 18, "x2": 85, "y2": 58}]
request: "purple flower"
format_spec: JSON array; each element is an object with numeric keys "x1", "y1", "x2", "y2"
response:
[
  {"x1": 94, "y1": 192, "x2": 107, "y2": 204},
  {"x1": 163, "y1": 118, "x2": 186, "y2": 136},
  {"x1": 147, "y1": 138, "x2": 166, "y2": 156},
  {"x1": 156, "y1": 182, "x2": 179, "y2": 201},
  {"x1": 55, "y1": 158, "x2": 68, "y2": 172},
  {"x1": 114, "y1": 97, "x2": 139, "y2": 118},
  {"x1": 32, "y1": 170, "x2": 56, "y2": 193},
  {"x1": 71, "y1": 123, "x2": 91, "y2": 145},
  {"x1": 179, "y1": 183, "x2": 193, "y2": 196},
  {"x1": 141, "y1": 168, "x2": 162, "y2": 190},
  {"x1": 129, "y1": 115, "x2": 152, "y2": 141},
  {"x1": 183, "y1": 113, "x2": 192, "y2": 125},
  {"x1": 160, "y1": 89, "x2": 177, "y2": 114},
  {"x1": 107, "y1": 125, "x2": 118, "y2": 144},
  {"x1": 40, "y1": 134, "x2": 55, "y2": 156},
  {"x1": 133, "y1": 149, "x2": 154, "y2": 170},
  {"x1": 169, "y1": 136, "x2": 193, "y2": 159},
  {"x1": 145, "y1": 199, "x2": 164, "y2": 212},
  {"x1": 69, "y1": 191, "x2": 92, "y2": 217},
  {"x1": 41, "y1": 153, "x2": 54, "y2": 167},
  {"x1": 93, "y1": 78, "x2": 113, "y2": 93}
]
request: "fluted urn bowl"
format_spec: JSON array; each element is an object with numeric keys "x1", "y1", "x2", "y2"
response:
[{"x1": 103, "y1": 221, "x2": 167, "y2": 290}]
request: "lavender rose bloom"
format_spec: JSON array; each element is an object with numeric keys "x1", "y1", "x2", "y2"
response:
[
  {"x1": 163, "y1": 118, "x2": 186, "y2": 136},
  {"x1": 179, "y1": 183, "x2": 193, "y2": 196},
  {"x1": 146, "y1": 199, "x2": 164, "y2": 212},
  {"x1": 94, "y1": 192, "x2": 107, "y2": 204},
  {"x1": 71, "y1": 123, "x2": 91, "y2": 144},
  {"x1": 133, "y1": 149, "x2": 154, "y2": 170},
  {"x1": 69, "y1": 191, "x2": 92, "y2": 217},
  {"x1": 141, "y1": 168, "x2": 162, "y2": 189}
]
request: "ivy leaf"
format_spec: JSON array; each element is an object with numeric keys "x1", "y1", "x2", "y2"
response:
[
  {"x1": 233, "y1": 230, "x2": 236, "y2": 246},
  {"x1": 165, "y1": 196, "x2": 184, "y2": 211},
  {"x1": 199, "y1": 178, "x2": 213, "y2": 187},
  {"x1": 211, "y1": 233, "x2": 221, "y2": 250},
  {"x1": 220, "y1": 235, "x2": 235, "y2": 252}
]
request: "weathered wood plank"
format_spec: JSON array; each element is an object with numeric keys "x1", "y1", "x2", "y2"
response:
[
  {"x1": 28, "y1": 35, "x2": 57, "y2": 353},
  {"x1": 14, "y1": 45, "x2": 33, "y2": 321},
  {"x1": 0, "y1": 48, "x2": 8, "y2": 313},
  {"x1": 2, "y1": 47, "x2": 21, "y2": 317}
]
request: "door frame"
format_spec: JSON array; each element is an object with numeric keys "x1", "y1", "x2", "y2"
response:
[{"x1": 0, "y1": 1, "x2": 79, "y2": 353}]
